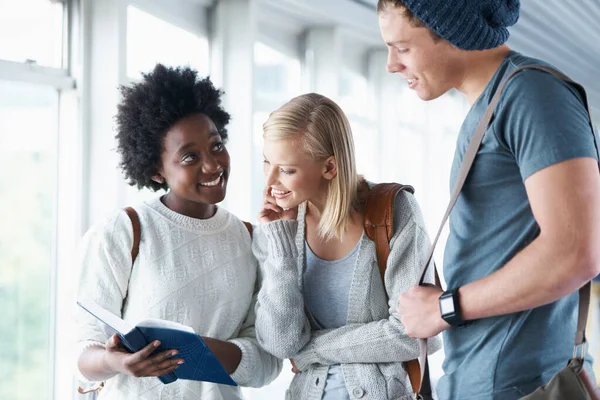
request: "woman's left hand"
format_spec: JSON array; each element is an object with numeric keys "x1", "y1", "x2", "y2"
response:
[{"x1": 258, "y1": 187, "x2": 297, "y2": 224}]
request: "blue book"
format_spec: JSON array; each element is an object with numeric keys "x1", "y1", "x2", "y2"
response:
[{"x1": 77, "y1": 300, "x2": 237, "y2": 387}]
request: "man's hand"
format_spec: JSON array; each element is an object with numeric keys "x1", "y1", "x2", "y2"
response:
[{"x1": 397, "y1": 286, "x2": 450, "y2": 338}]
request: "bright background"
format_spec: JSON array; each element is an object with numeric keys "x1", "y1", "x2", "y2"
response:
[{"x1": 0, "y1": 0, "x2": 599, "y2": 399}]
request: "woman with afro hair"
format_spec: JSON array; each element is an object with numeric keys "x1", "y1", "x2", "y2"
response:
[{"x1": 74, "y1": 64, "x2": 281, "y2": 399}]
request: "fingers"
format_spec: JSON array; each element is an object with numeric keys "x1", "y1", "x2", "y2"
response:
[
  {"x1": 140, "y1": 349, "x2": 184, "y2": 377},
  {"x1": 105, "y1": 334, "x2": 120, "y2": 350},
  {"x1": 136, "y1": 340, "x2": 161, "y2": 362},
  {"x1": 259, "y1": 185, "x2": 300, "y2": 223},
  {"x1": 263, "y1": 186, "x2": 271, "y2": 198},
  {"x1": 257, "y1": 204, "x2": 281, "y2": 221},
  {"x1": 105, "y1": 334, "x2": 131, "y2": 355},
  {"x1": 263, "y1": 187, "x2": 280, "y2": 207},
  {"x1": 262, "y1": 202, "x2": 282, "y2": 214},
  {"x1": 148, "y1": 349, "x2": 181, "y2": 366},
  {"x1": 147, "y1": 351, "x2": 184, "y2": 375},
  {"x1": 149, "y1": 363, "x2": 180, "y2": 377},
  {"x1": 124, "y1": 345, "x2": 184, "y2": 378},
  {"x1": 258, "y1": 186, "x2": 285, "y2": 223}
]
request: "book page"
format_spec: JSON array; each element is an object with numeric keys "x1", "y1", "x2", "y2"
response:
[
  {"x1": 137, "y1": 318, "x2": 195, "y2": 334},
  {"x1": 77, "y1": 300, "x2": 135, "y2": 334}
]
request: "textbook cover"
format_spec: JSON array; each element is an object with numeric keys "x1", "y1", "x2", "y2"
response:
[{"x1": 77, "y1": 300, "x2": 237, "y2": 386}]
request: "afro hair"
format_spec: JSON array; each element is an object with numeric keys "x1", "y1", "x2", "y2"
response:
[{"x1": 115, "y1": 64, "x2": 231, "y2": 191}]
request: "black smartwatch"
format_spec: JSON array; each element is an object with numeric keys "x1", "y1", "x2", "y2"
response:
[{"x1": 439, "y1": 288, "x2": 469, "y2": 327}]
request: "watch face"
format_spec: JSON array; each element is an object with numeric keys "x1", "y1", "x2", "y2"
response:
[{"x1": 440, "y1": 296, "x2": 455, "y2": 315}]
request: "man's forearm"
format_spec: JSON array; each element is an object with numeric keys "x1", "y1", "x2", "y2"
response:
[{"x1": 459, "y1": 235, "x2": 597, "y2": 321}]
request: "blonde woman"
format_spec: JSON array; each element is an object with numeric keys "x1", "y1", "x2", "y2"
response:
[{"x1": 253, "y1": 93, "x2": 441, "y2": 400}]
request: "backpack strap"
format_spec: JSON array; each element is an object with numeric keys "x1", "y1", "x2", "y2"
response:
[
  {"x1": 242, "y1": 221, "x2": 253, "y2": 238},
  {"x1": 120, "y1": 210, "x2": 251, "y2": 263},
  {"x1": 124, "y1": 207, "x2": 141, "y2": 264},
  {"x1": 363, "y1": 183, "x2": 434, "y2": 397},
  {"x1": 77, "y1": 207, "x2": 140, "y2": 395},
  {"x1": 364, "y1": 183, "x2": 414, "y2": 294}
]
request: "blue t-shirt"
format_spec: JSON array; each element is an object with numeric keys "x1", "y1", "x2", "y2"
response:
[{"x1": 439, "y1": 51, "x2": 598, "y2": 400}]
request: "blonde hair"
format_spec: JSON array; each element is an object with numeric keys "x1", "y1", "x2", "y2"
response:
[{"x1": 263, "y1": 93, "x2": 359, "y2": 240}]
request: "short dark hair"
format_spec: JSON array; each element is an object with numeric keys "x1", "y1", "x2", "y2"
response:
[
  {"x1": 377, "y1": 0, "x2": 441, "y2": 40},
  {"x1": 115, "y1": 64, "x2": 231, "y2": 191}
]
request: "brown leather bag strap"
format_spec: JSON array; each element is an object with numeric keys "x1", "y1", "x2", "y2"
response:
[
  {"x1": 242, "y1": 221, "x2": 253, "y2": 238},
  {"x1": 124, "y1": 207, "x2": 141, "y2": 264},
  {"x1": 364, "y1": 183, "x2": 414, "y2": 292},
  {"x1": 364, "y1": 183, "x2": 435, "y2": 396}
]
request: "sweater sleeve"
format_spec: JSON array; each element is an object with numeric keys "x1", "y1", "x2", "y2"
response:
[
  {"x1": 293, "y1": 191, "x2": 442, "y2": 370},
  {"x1": 252, "y1": 219, "x2": 312, "y2": 359},
  {"x1": 228, "y1": 242, "x2": 283, "y2": 387},
  {"x1": 72, "y1": 210, "x2": 135, "y2": 382}
]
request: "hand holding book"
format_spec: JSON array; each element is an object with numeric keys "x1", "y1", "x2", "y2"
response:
[
  {"x1": 103, "y1": 334, "x2": 184, "y2": 379},
  {"x1": 78, "y1": 300, "x2": 237, "y2": 386}
]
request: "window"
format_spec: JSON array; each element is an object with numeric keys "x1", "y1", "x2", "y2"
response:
[
  {"x1": 339, "y1": 68, "x2": 379, "y2": 180},
  {"x1": 0, "y1": 0, "x2": 63, "y2": 67},
  {"x1": 349, "y1": 119, "x2": 378, "y2": 179},
  {"x1": 126, "y1": 6, "x2": 209, "y2": 81},
  {"x1": 339, "y1": 68, "x2": 373, "y2": 120},
  {"x1": 251, "y1": 41, "x2": 302, "y2": 219},
  {"x1": 0, "y1": 1, "x2": 75, "y2": 398},
  {"x1": 254, "y1": 42, "x2": 301, "y2": 104},
  {"x1": 0, "y1": 80, "x2": 59, "y2": 400}
]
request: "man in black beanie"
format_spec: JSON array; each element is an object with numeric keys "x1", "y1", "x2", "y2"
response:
[{"x1": 378, "y1": 0, "x2": 600, "y2": 398}]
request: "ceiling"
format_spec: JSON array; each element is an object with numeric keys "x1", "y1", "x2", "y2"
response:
[
  {"x1": 193, "y1": 0, "x2": 599, "y2": 113},
  {"x1": 352, "y1": 0, "x2": 600, "y2": 113}
]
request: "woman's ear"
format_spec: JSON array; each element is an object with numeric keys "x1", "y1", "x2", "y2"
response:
[
  {"x1": 322, "y1": 156, "x2": 337, "y2": 180},
  {"x1": 151, "y1": 174, "x2": 165, "y2": 184}
]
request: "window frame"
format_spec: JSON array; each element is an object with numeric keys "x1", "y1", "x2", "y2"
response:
[{"x1": 0, "y1": 1, "x2": 79, "y2": 399}]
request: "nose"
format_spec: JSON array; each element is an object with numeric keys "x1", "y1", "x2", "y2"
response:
[
  {"x1": 201, "y1": 153, "x2": 220, "y2": 174},
  {"x1": 264, "y1": 164, "x2": 278, "y2": 187},
  {"x1": 386, "y1": 49, "x2": 405, "y2": 73}
]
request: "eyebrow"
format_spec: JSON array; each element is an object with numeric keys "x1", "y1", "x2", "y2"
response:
[
  {"x1": 387, "y1": 40, "x2": 408, "y2": 46},
  {"x1": 262, "y1": 155, "x2": 299, "y2": 167},
  {"x1": 176, "y1": 143, "x2": 195, "y2": 153},
  {"x1": 176, "y1": 131, "x2": 221, "y2": 153}
]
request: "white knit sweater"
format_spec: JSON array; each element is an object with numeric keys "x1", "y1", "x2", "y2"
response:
[{"x1": 74, "y1": 196, "x2": 281, "y2": 400}]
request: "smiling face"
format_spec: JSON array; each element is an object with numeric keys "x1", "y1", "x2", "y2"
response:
[
  {"x1": 378, "y1": 5, "x2": 465, "y2": 101},
  {"x1": 263, "y1": 138, "x2": 334, "y2": 210},
  {"x1": 156, "y1": 113, "x2": 230, "y2": 217}
]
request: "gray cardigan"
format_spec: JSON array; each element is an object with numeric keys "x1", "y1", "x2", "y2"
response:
[{"x1": 253, "y1": 189, "x2": 442, "y2": 400}]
